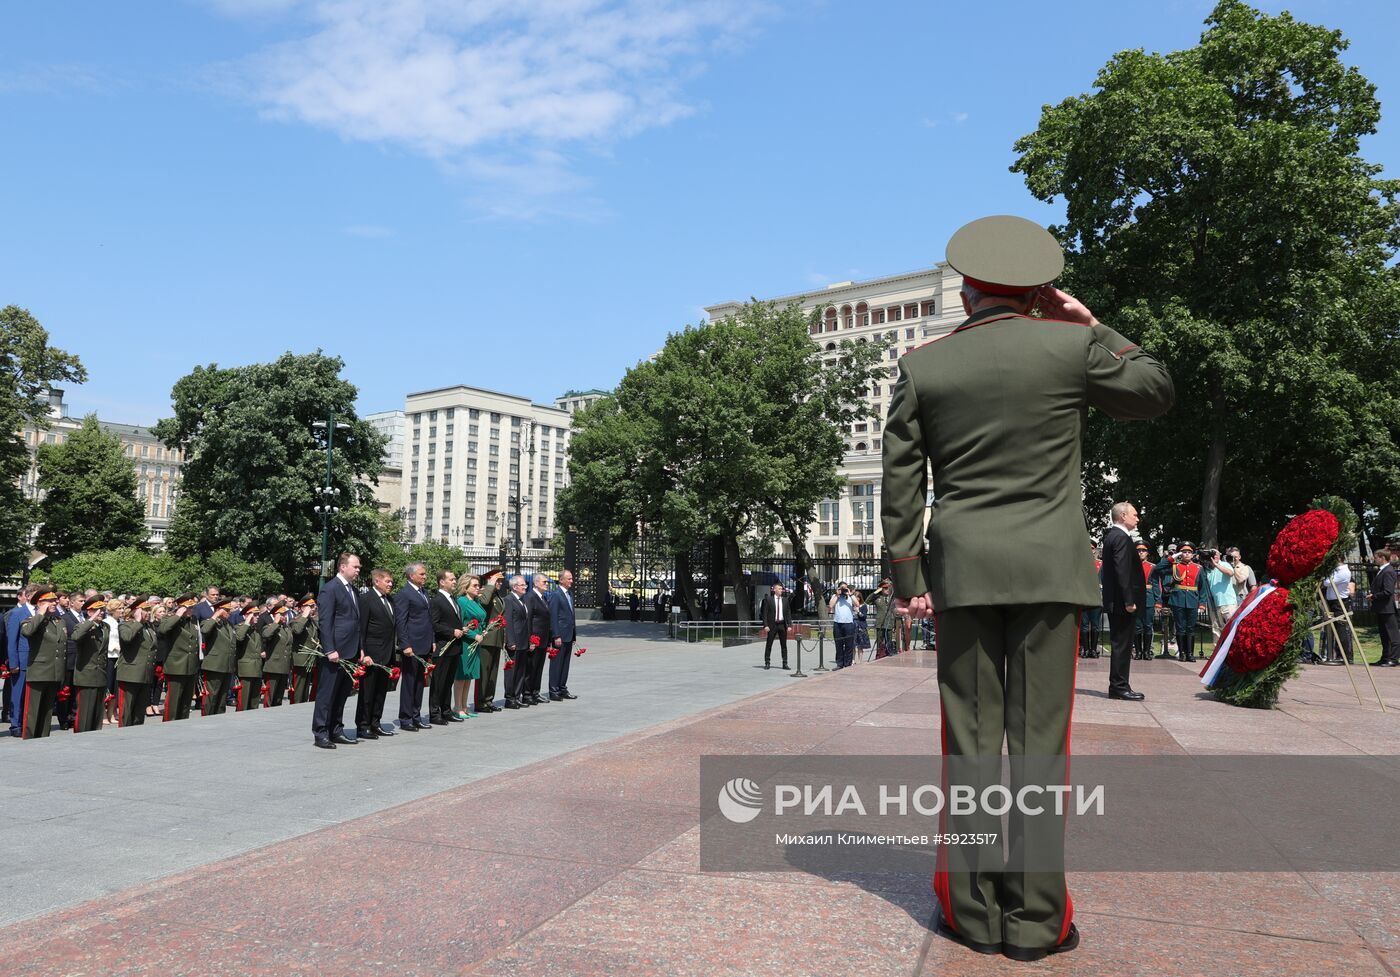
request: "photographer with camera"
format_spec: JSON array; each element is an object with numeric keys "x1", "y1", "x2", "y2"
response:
[
  {"x1": 1201, "y1": 547, "x2": 1239, "y2": 642},
  {"x1": 827, "y1": 582, "x2": 861, "y2": 669}
]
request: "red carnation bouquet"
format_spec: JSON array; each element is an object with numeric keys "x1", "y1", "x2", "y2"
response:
[
  {"x1": 574, "y1": 646, "x2": 587, "y2": 658},
  {"x1": 1223, "y1": 588, "x2": 1294, "y2": 673},
  {"x1": 529, "y1": 635, "x2": 541, "y2": 649},
  {"x1": 1266, "y1": 509, "x2": 1341, "y2": 586},
  {"x1": 154, "y1": 665, "x2": 165, "y2": 682}
]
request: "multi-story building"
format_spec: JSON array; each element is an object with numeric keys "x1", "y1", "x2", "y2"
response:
[
  {"x1": 363, "y1": 409, "x2": 405, "y2": 514},
  {"x1": 553, "y1": 389, "x2": 610, "y2": 415},
  {"x1": 705, "y1": 265, "x2": 965, "y2": 560},
  {"x1": 400, "y1": 386, "x2": 573, "y2": 552},
  {"x1": 17, "y1": 389, "x2": 185, "y2": 548}
]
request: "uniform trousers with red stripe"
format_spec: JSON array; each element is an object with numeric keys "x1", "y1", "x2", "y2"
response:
[
  {"x1": 932, "y1": 603, "x2": 1078, "y2": 954},
  {"x1": 117, "y1": 680, "x2": 151, "y2": 727}
]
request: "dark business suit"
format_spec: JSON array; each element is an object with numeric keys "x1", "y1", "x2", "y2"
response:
[
  {"x1": 548, "y1": 585, "x2": 577, "y2": 697},
  {"x1": 314, "y1": 576, "x2": 362, "y2": 743},
  {"x1": 357, "y1": 588, "x2": 396, "y2": 733},
  {"x1": 1372, "y1": 562, "x2": 1399, "y2": 665},
  {"x1": 503, "y1": 590, "x2": 531, "y2": 705},
  {"x1": 526, "y1": 588, "x2": 552, "y2": 698},
  {"x1": 428, "y1": 589, "x2": 463, "y2": 723},
  {"x1": 394, "y1": 583, "x2": 435, "y2": 728},
  {"x1": 6, "y1": 604, "x2": 32, "y2": 737},
  {"x1": 760, "y1": 593, "x2": 793, "y2": 667},
  {"x1": 1100, "y1": 525, "x2": 1145, "y2": 696}
]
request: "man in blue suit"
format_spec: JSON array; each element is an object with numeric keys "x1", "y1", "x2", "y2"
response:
[
  {"x1": 313, "y1": 553, "x2": 365, "y2": 749},
  {"x1": 5, "y1": 585, "x2": 36, "y2": 737},
  {"x1": 548, "y1": 570, "x2": 579, "y2": 701},
  {"x1": 393, "y1": 561, "x2": 436, "y2": 732}
]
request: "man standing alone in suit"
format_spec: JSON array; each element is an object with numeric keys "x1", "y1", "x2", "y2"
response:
[
  {"x1": 357, "y1": 569, "x2": 398, "y2": 737},
  {"x1": 760, "y1": 582, "x2": 793, "y2": 670},
  {"x1": 525, "y1": 574, "x2": 553, "y2": 705},
  {"x1": 428, "y1": 569, "x2": 465, "y2": 725},
  {"x1": 394, "y1": 562, "x2": 435, "y2": 731},
  {"x1": 1100, "y1": 502, "x2": 1146, "y2": 701},
  {"x1": 548, "y1": 569, "x2": 578, "y2": 701},
  {"x1": 313, "y1": 552, "x2": 366, "y2": 749}
]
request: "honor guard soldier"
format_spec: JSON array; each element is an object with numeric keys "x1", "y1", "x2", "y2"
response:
[
  {"x1": 1159, "y1": 543, "x2": 1208, "y2": 662},
  {"x1": 70, "y1": 596, "x2": 111, "y2": 733},
  {"x1": 259, "y1": 602, "x2": 294, "y2": 706},
  {"x1": 289, "y1": 595, "x2": 319, "y2": 704},
  {"x1": 19, "y1": 591, "x2": 67, "y2": 738},
  {"x1": 158, "y1": 593, "x2": 200, "y2": 721},
  {"x1": 116, "y1": 597, "x2": 160, "y2": 726},
  {"x1": 475, "y1": 568, "x2": 507, "y2": 713},
  {"x1": 1133, "y1": 542, "x2": 1157, "y2": 660},
  {"x1": 882, "y1": 215, "x2": 1173, "y2": 961},
  {"x1": 198, "y1": 597, "x2": 238, "y2": 715},
  {"x1": 233, "y1": 608, "x2": 266, "y2": 711}
]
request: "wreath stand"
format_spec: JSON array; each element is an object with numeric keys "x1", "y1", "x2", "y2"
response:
[{"x1": 1309, "y1": 584, "x2": 1386, "y2": 712}]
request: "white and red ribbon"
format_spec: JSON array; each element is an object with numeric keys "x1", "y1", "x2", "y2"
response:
[{"x1": 1200, "y1": 584, "x2": 1278, "y2": 688}]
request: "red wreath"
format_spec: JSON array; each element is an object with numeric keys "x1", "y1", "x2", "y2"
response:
[
  {"x1": 1224, "y1": 588, "x2": 1294, "y2": 673},
  {"x1": 1266, "y1": 510, "x2": 1340, "y2": 586}
]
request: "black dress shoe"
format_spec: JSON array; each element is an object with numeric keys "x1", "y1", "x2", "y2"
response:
[
  {"x1": 559, "y1": 690, "x2": 577, "y2": 699},
  {"x1": 396, "y1": 722, "x2": 417, "y2": 732},
  {"x1": 549, "y1": 693, "x2": 563, "y2": 701},
  {"x1": 1003, "y1": 923, "x2": 1080, "y2": 962},
  {"x1": 504, "y1": 700, "x2": 521, "y2": 709},
  {"x1": 357, "y1": 728, "x2": 379, "y2": 739},
  {"x1": 763, "y1": 663, "x2": 771, "y2": 670},
  {"x1": 331, "y1": 734, "x2": 358, "y2": 745},
  {"x1": 1108, "y1": 689, "x2": 1146, "y2": 701},
  {"x1": 377, "y1": 724, "x2": 396, "y2": 735},
  {"x1": 445, "y1": 713, "x2": 465, "y2": 723},
  {"x1": 414, "y1": 720, "x2": 432, "y2": 730},
  {"x1": 932, "y1": 905, "x2": 1000, "y2": 955},
  {"x1": 314, "y1": 739, "x2": 336, "y2": 749}
]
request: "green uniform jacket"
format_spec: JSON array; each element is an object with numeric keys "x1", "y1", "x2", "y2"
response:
[
  {"x1": 1155, "y1": 558, "x2": 1208, "y2": 610},
  {"x1": 881, "y1": 308, "x2": 1174, "y2": 608},
  {"x1": 870, "y1": 592, "x2": 898, "y2": 629},
  {"x1": 71, "y1": 618, "x2": 110, "y2": 688},
  {"x1": 117, "y1": 621, "x2": 159, "y2": 684},
  {"x1": 477, "y1": 584, "x2": 506, "y2": 649},
  {"x1": 20, "y1": 612, "x2": 68, "y2": 683},
  {"x1": 261, "y1": 618, "x2": 294, "y2": 674},
  {"x1": 290, "y1": 615, "x2": 320, "y2": 668},
  {"x1": 158, "y1": 614, "x2": 200, "y2": 676},
  {"x1": 233, "y1": 622, "x2": 265, "y2": 680},
  {"x1": 200, "y1": 618, "x2": 237, "y2": 673}
]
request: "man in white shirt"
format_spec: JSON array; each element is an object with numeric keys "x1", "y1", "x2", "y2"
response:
[{"x1": 1321, "y1": 558, "x2": 1354, "y2": 663}]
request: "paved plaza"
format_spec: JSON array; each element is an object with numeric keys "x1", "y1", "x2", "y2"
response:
[{"x1": 3, "y1": 621, "x2": 1400, "y2": 975}]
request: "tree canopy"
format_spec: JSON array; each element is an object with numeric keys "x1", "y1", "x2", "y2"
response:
[
  {"x1": 0, "y1": 305, "x2": 86, "y2": 574},
  {"x1": 45, "y1": 547, "x2": 281, "y2": 597},
  {"x1": 34, "y1": 415, "x2": 148, "y2": 560},
  {"x1": 1012, "y1": 0, "x2": 1400, "y2": 556},
  {"x1": 154, "y1": 351, "x2": 386, "y2": 591}
]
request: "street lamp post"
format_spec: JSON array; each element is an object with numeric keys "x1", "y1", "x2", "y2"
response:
[{"x1": 311, "y1": 412, "x2": 352, "y2": 579}]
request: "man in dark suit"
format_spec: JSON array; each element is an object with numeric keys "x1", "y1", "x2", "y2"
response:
[
  {"x1": 428, "y1": 569, "x2": 465, "y2": 724},
  {"x1": 1100, "y1": 502, "x2": 1146, "y2": 701},
  {"x1": 548, "y1": 569, "x2": 579, "y2": 701},
  {"x1": 356, "y1": 568, "x2": 398, "y2": 737},
  {"x1": 1371, "y1": 548, "x2": 1399, "y2": 666},
  {"x1": 760, "y1": 582, "x2": 794, "y2": 670},
  {"x1": 313, "y1": 552, "x2": 365, "y2": 749},
  {"x1": 525, "y1": 574, "x2": 552, "y2": 705},
  {"x1": 393, "y1": 561, "x2": 435, "y2": 731},
  {"x1": 502, "y1": 575, "x2": 531, "y2": 709}
]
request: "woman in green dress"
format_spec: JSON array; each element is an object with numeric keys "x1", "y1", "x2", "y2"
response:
[{"x1": 454, "y1": 574, "x2": 486, "y2": 719}]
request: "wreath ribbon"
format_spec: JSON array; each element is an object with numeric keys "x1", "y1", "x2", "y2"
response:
[{"x1": 1200, "y1": 583, "x2": 1277, "y2": 688}]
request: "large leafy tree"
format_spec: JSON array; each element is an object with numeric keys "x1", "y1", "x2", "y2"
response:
[
  {"x1": 0, "y1": 306, "x2": 86, "y2": 574},
  {"x1": 561, "y1": 302, "x2": 886, "y2": 617},
  {"x1": 34, "y1": 415, "x2": 147, "y2": 559},
  {"x1": 1013, "y1": 0, "x2": 1400, "y2": 556},
  {"x1": 154, "y1": 352, "x2": 386, "y2": 591},
  {"x1": 45, "y1": 547, "x2": 281, "y2": 597}
]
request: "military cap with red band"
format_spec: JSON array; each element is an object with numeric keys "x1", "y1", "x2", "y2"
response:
[{"x1": 946, "y1": 215, "x2": 1065, "y2": 296}]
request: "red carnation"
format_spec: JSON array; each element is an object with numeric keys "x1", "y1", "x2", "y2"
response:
[
  {"x1": 467, "y1": 618, "x2": 480, "y2": 630},
  {"x1": 504, "y1": 658, "x2": 515, "y2": 670},
  {"x1": 1266, "y1": 510, "x2": 1341, "y2": 586},
  {"x1": 104, "y1": 693, "x2": 115, "y2": 705},
  {"x1": 424, "y1": 663, "x2": 436, "y2": 675},
  {"x1": 155, "y1": 665, "x2": 165, "y2": 681},
  {"x1": 353, "y1": 667, "x2": 366, "y2": 678},
  {"x1": 1224, "y1": 588, "x2": 1294, "y2": 673},
  {"x1": 548, "y1": 649, "x2": 558, "y2": 659},
  {"x1": 389, "y1": 666, "x2": 402, "y2": 681},
  {"x1": 352, "y1": 680, "x2": 360, "y2": 690},
  {"x1": 493, "y1": 615, "x2": 505, "y2": 627},
  {"x1": 57, "y1": 686, "x2": 71, "y2": 702},
  {"x1": 529, "y1": 635, "x2": 541, "y2": 648},
  {"x1": 575, "y1": 647, "x2": 587, "y2": 658}
]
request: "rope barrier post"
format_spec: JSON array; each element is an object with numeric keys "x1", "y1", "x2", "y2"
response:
[
  {"x1": 814, "y1": 624, "x2": 828, "y2": 672},
  {"x1": 791, "y1": 627, "x2": 806, "y2": 679}
]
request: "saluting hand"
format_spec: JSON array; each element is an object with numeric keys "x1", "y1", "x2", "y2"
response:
[{"x1": 1036, "y1": 286, "x2": 1098, "y2": 326}]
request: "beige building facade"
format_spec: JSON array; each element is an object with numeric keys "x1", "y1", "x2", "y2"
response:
[{"x1": 706, "y1": 264, "x2": 966, "y2": 560}]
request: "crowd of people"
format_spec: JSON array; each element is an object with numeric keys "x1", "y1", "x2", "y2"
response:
[{"x1": 1, "y1": 554, "x2": 586, "y2": 747}]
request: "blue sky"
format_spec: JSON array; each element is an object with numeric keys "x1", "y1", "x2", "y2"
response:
[{"x1": 3, "y1": 0, "x2": 1397, "y2": 425}]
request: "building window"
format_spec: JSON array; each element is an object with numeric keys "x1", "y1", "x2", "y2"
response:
[
  {"x1": 889, "y1": 306, "x2": 902, "y2": 322},
  {"x1": 428, "y1": 426, "x2": 437, "y2": 438},
  {"x1": 873, "y1": 309, "x2": 885, "y2": 324},
  {"x1": 905, "y1": 304, "x2": 918, "y2": 319},
  {"x1": 888, "y1": 349, "x2": 898, "y2": 360},
  {"x1": 905, "y1": 328, "x2": 914, "y2": 340},
  {"x1": 818, "y1": 501, "x2": 839, "y2": 537},
  {"x1": 429, "y1": 410, "x2": 438, "y2": 421},
  {"x1": 923, "y1": 300, "x2": 937, "y2": 316}
]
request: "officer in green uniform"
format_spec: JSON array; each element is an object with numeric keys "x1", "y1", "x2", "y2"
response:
[
  {"x1": 260, "y1": 602, "x2": 294, "y2": 706},
  {"x1": 1133, "y1": 542, "x2": 1157, "y2": 660},
  {"x1": 475, "y1": 569, "x2": 507, "y2": 713},
  {"x1": 70, "y1": 596, "x2": 111, "y2": 734},
  {"x1": 158, "y1": 593, "x2": 200, "y2": 721},
  {"x1": 289, "y1": 595, "x2": 320, "y2": 704},
  {"x1": 882, "y1": 215, "x2": 1174, "y2": 962},
  {"x1": 871, "y1": 578, "x2": 899, "y2": 657},
  {"x1": 233, "y1": 605, "x2": 266, "y2": 711},
  {"x1": 199, "y1": 597, "x2": 238, "y2": 715},
  {"x1": 19, "y1": 591, "x2": 67, "y2": 739},
  {"x1": 116, "y1": 597, "x2": 160, "y2": 726}
]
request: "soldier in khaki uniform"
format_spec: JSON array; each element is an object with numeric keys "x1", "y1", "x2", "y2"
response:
[
  {"x1": 233, "y1": 607, "x2": 266, "y2": 711},
  {"x1": 475, "y1": 569, "x2": 507, "y2": 713},
  {"x1": 199, "y1": 597, "x2": 238, "y2": 716},
  {"x1": 116, "y1": 597, "x2": 160, "y2": 726},
  {"x1": 882, "y1": 216, "x2": 1173, "y2": 962},
  {"x1": 260, "y1": 602, "x2": 294, "y2": 706},
  {"x1": 289, "y1": 596, "x2": 319, "y2": 704},
  {"x1": 70, "y1": 596, "x2": 111, "y2": 734},
  {"x1": 158, "y1": 593, "x2": 200, "y2": 721},
  {"x1": 19, "y1": 591, "x2": 67, "y2": 739}
]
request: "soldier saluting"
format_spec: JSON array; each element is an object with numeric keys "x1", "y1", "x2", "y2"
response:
[
  {"x1": 158, "y1": 593, "x2": 200, "y2": 721},
  {"x1": 116, "y1": 597, "x2": 160, "y2": 726},
  {"x1": 70, "y1": 596, "x2": 111, "y2": 734},
  {"x1": 199, "y1": 597, "x2": 238, "y2": 715},
  {"x1": 19, "y1": 591, "x2": 67, "y2": 738},
  {"x1": 882, "y1": 216, "x2": 1173, "y2": 962},
  {"x1": 259, "y1": 602, "x2": 295, "y2": 706}
]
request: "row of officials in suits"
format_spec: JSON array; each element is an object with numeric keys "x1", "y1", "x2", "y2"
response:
[{"x1": 1, "y1": 554, "x2": 582, "y2": 746}]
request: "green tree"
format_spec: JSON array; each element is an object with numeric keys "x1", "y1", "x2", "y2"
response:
[
  {"x1": 155, "y1": 352, "x2": 386, "y2": 591},
  {"x1": 34, "y1": 415, "x2": 147, "y2": 559},
  {"x1": 46, "y1": 547, "x2": 280, "y2": 597},
  {"x1": 0, "y1": 305, "x2": 86, "y2": 573},
  {"x1": 561, "y1": 302, "x2": 886, "y2": 617},
  {"x1": 1012, "y1": 0, "x2": 1400, "y2": 556}
]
